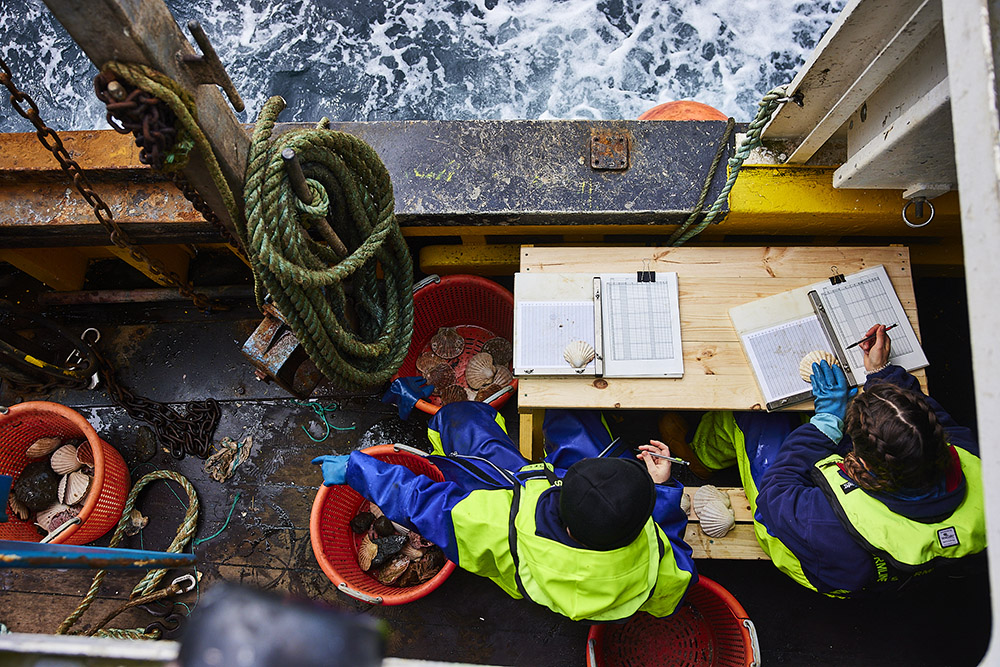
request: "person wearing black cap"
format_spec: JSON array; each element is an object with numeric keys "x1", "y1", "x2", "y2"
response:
[{"x1": 313, "y1": 402, "x2": 697, "y2": 621}]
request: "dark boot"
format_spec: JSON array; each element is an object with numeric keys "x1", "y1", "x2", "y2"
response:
[{"x1": 657, "y1": 412, "x2": 714, "y2": 480}]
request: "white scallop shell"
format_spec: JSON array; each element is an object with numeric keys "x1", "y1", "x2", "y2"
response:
[
  {"x1": 464, "y1": 352, "x2": 496, "y2": 390},
  {"x1": 491, "y1": 365, "x2": 513, "y2": 387},
  {"x1": 699, "y1": 499, "x2": 736, "y2": 538},
  {"x1": 60, "y1": 471, "x2": 91, "y2": 506},
  {"x1": 679, "y1": 493, "x2": 691, "y2": 516},
  {"x1": 692, "y1": 485, "x2": 731, "y2": 518},
  {"x1": 50, "y1": 444, "x2": 81, "y2": 474},
  {"x1": 799, "y1": 350, "x2": 839, "y2": 382},
  {"x1": 35, "y1": 502, "x2": 71, "y2": 532},
  {"x1": 26, "y1": 436, "x2": 62, "y2": 458},
  {"x1": 7, "y1": 494, "x2": 30, "y2": 521},
  {"x1": 563, "y1": 340, "x2": 595, "y2": 369}
]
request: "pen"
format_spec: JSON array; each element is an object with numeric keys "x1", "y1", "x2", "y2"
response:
[
  {"x1": 643, "y1": 451, "x2": 691, "y2": 466},
  {"x1": 844, "y1": 323, "x2": 898, "y2": 350}
]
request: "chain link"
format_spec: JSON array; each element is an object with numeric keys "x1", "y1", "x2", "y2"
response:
[{"x1": 0, "y1": 55, "x2": 214, "y2": 312}]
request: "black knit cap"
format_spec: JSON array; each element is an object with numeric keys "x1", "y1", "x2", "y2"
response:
[{"x1": 559, "y1": 457, "x2": 655, "y2": 551}]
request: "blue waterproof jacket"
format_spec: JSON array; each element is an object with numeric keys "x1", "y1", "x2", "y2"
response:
[{"x1": 752, "y1": 366, "x2": 979, "y2": 593}]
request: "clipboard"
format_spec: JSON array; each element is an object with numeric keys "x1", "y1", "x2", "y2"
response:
[
  {"x1": 730, "y1": 265, "x2": 928, "y2": 410},
  {"x1": 513, "y1": 268, "x2": 684, "y2": 378}
]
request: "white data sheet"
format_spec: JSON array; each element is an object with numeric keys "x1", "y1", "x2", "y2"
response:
[
  {"x1": 741, "y1": 315, "x2": 834, "y2": 405},
  {"x1": 514, "y1": 301, "x2": 595, "y2": 373},
  {"x1": 600, "y1": 273, "x2": 684, "y2": 377}
]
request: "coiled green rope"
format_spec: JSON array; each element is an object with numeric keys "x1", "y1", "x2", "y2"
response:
[
  {"x1": 243, "y1": 96, "x2": 414, "y2": 388},
  {"x1": 668, "y1": 86, "x2": 789, "y2": 246}
]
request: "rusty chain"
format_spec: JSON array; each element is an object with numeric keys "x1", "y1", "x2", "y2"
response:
[
  {"x1": 90, "y1": 341, "x2": 221, "y2": 460},
  {"x1": 0, "y1": 56, "x2": 214, "y2": 311}
]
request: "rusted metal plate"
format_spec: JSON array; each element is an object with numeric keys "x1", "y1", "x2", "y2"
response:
[
  {"x1": 590, "y1": 128, "x2": 629, "y2": 170},
  {"x1": 241, "y1": 304, "x2": 323, "y2": 399}
]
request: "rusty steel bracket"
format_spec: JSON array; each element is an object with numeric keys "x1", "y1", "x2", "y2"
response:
[
  {"x1": 590, "y1": 129, "x2": 630, "y2": 170},
  {"x1": 177, "y1": 20, "x2": 245, "y2": 112},
  {"x1": 242, "y1": 304, "x2": 323, "y2": 398}
]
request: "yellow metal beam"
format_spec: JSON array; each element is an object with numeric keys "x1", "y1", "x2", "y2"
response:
[
  {"x1": 0, "y1": 247, "x2": 90, "y2": 291},
  {"x1": 419, "y1": 244, "x2": 520, "y2": 275},
  {"x1": 104, "y1": 244, "x2": 192, "y2": 286}
]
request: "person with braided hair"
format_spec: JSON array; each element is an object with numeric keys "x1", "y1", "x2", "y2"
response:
[{"x1": 669, "y1": 323, "x2": 985, "y2": 595}]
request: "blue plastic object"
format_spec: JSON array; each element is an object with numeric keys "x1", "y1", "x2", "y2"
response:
[
  {"x1": 0, "y1": 474, "x2": 10, "y2": 523},
  {"x1": 382, "y1": 376, "x2": 434, "y2": 420},
  {"x1": 0, "y1": 539, "x2": 197, "y2": 569},
  {"x1": 810, "y1": 360, "x2": 857, "y2": 422}
]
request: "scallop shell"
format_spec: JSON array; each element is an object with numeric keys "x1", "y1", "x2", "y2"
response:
[
  {"x1": 475, "y1": 384, "x2": 504, "y2": 402},
  {"x1": 415, "y1": 351, "x2": 445, "y2": 376},
  {"x1": 35, "y1": 502, "x2": 72, "y2": 532},
  {"x1": 402, "y1": 543, "x2": 425, "y2": 560},
  {"x1": 491, "y1": 366, "x2": 513, "y2": 387},
  {"x1": 375, "y1": 555, "x2": 411, "y2": 585},
  {"x1": 439, "y1": 385, "x2": 468, "y2": 405},
  {"x1": 482, "y1": 337, "x2": 513, "y2": 367},
  {"x1": 692, "y1": 485, "x2": 731, "y2": 519},
  {"x1": 563, "y1": 340, "x2": 595, "y2": 369},
  {"x1": 424, "y1": 363, "x2": 456, "y2": 392},
  {"x1": 50, "y1": 444, "x2": 81, "y2": 475},
  {"x1": 124, "y1": 508, "x2": 148, "y2": 537},
  {"x1": 430, "y1": 327, "x2": 465, "y2": 359},
  {"x1": 7, "y1": 494, "x2": 30, "y2": 521},
  {"x1": 464, "y1": 352, "x2": 496, "y2": 389},
  {"x1": 369, "y1": 502, "x2": 383, "y2": 518},
  {"x1": 698, "y1": 499, "x2": 736, "y2": 538},
  {"x1": 799, "y1": 350, "x2": 839, "y2": 382},
  {"x1": 679, "y1": 493, "x2": 691, "y2": 516},
  {"x1": 26, "y1": 436, "x2": 62, "y2": 458},
  {"x1": 358, "y1": 535, "x2": 378, "y2": 571},
  {"x1": 60, "y1": 471, "x2": 91, "y2": 506}
]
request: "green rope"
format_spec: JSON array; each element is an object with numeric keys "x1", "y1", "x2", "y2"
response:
[
  {"x1": 244, "y1": 96, "x2": 415, "y2": 388},
  {"x1": 668, "y1": 86, "x2": 789, "y2": 246},
  {"x1": 291, "y1": 399, "x2": 356, "y2": 442},
  {"x1": 57, "y1": 471, "x2": 200, "y2": 636},
  {"x1": 193, "y1": 492, "x2": 241, "y2": 546}
]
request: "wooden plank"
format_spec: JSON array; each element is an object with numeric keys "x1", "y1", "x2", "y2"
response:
[
  {"x1": 684, "y1": 486, "x2": 754, "y2": 523},
  {"x1": 684, "y1": 524, "x2": 768, "y2": 560}
]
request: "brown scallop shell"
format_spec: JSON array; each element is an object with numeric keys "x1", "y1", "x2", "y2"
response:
[
  {"x1": 491, "y1": 366, "x2": 513, "y2": 387},
  {"x1": 7, "y1": 495, "x2": 30, "y2": 521},
  {"x1": 376, "y1": 555, "x2": 411, "y2": 585},
  {"x1": 415, "y1": 351, "x2": 446, "y2": 376},
  {"x1": 423, "y1": 363, "x2": 456, "y2": 392},
  {"x1": 439, "y1": 385, "x2": 468, "y2": 405},
  {"x1": 358, "y1": 534, "x2": 378, "y2": 571},
  {"x1": 430, "y1": 327, "x2": 465, "y2": 359},
  {"x1": 482, "y1": 337, "x2": 513, "y2": 367},
  {"x1": 475, "y1": 384, "x2": 504, "y2": 402},
  {"x1": 464, "y1": 352, "x2": 495, "y2": 390},
  {"x1": 26, "y1": 436, "x2": 62, "y2": 459}
]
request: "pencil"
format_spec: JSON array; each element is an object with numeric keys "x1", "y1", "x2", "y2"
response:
[
  {"x1": 845, "y1": 323, "x2": 898, "y2": 350},
  {"x1": 643, "y1": 452, "x2": 691, "y2": 466}
]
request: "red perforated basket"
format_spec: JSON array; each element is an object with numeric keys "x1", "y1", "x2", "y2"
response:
[
  {"x1": 0, "y1": 401, "x2": 130, "y2": 545},
  {"x1": 394, "y1": 274, "x2": 516, "y2": 415},
  {"x1": 586, "y1": 576, "x2": 760, "y2": 667},
  {"x1": 310, "y1": 444, "x2": 457, "y2": 605}
]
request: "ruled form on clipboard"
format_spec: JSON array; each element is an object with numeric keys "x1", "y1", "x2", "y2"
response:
[
  {"x1": 730, "y1": 265, "x2": 927, "y2": 410},
  {"x1": 513, "y1": 272, "x2": 684, "y2": 378}
]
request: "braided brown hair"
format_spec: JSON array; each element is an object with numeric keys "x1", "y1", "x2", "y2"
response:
[{"x1": 843, "y1": 382, "x2": 951, "y2": 493}]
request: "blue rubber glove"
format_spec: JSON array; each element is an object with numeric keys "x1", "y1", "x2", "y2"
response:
[
  {"x1": 311, "y1": 454, "x2": 350, "y2": 486},
  {"x1": 810, "y1": 360, "x2": 857, "y2": 422},
  {"x1": 382, "y1": 376, "x2": 434, "y2": 420}
]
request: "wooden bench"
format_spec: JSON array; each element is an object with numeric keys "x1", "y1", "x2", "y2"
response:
[{"x1": 683, "y1": 486, "x2": 768, "y2": 560}]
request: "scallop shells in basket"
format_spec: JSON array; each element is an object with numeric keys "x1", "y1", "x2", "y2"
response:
[
  {"x1": 7, "y1": 495, "x2": 30, "y2": 521},
  {"x1": 430, "y1": 327, "x2": 465, "y2": 359},
  {"x1": 358, "y1": 534, "x2": 378, "y2": 571},
  {"x1": 482, "y1": 337, "x2": 513, "y2": 367},
  {"x1": 26, "y1": 436, "x2": 62, "y2": 458},
  {"x1": 415, "y1": 350, "x2": 446, "y2": 376},
  {"x1": 50, "y1": 444, "x2": 81, "y2": 475},
  {"x1": 475, "y1": 384, "x2": 504, "y2": 402},
  {"x1": 35, "y1": 502, "x2": 77, "y2": 533},
  {"x1": 692, "y1": 485, "x2": 731, "y2": 519},
  {"x1": 698, "y1": 499, "x2": 736, "y2": 538},
  {"x1": 59, "y1": 471, "x2": 91, "y2": 506},
  {"x1": 423, "y1": 363, "x2": 456, "y2": 392},
  {"x1": 798, "y1": 350, "x2": 839, "y2": 382},
  {"x1": 464, "y1": 352, "x2": 496, "y2": 390},
  {"x1": 439, "y1": 385, "x2": 468, "y2": 405},
  {"x1": 563, "y1": 340, "x2": 595, "y2": 369},
  {"x1": 491, "y1": 366, "x2": 513, "y2": 387}
]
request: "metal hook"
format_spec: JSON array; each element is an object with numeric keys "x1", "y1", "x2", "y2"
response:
[
  {"x1": 902, "y1": 197, "x2": 934, "y2": 228},
  {"x1": 177, "y1": 21, "x2": 245, "y2": 112}
]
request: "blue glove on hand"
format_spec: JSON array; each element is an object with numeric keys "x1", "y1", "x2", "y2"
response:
[
  {"x1": 382, "y1": 376, "x2": 434, "y2": 420},
  {"x1": 810, "y1": 360, "x2": 857, "y2": 422},
  {"x1": 311, "y1": 454, "x2": 350, "y2": 486}
]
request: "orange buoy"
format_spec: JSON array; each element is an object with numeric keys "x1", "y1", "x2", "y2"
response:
[{"x1": 638, "y1": 100, "x2": 728, "y2": 121}]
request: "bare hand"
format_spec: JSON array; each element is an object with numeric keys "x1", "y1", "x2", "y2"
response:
[
  {"x1": 638, "y1": 439, "x2": 672, "y2": 484},
  {"x1": 859, "y1": 324, "x2": 891, "y2": 371}
]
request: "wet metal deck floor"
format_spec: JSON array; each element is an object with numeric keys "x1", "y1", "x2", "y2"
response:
[{"x1": 0, "y1": 274, "x2": 990, "y2": 666}]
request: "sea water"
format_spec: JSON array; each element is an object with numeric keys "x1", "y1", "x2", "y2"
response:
[{"x1": 0, "y1": 0, "x2": 845, "y2": 133}]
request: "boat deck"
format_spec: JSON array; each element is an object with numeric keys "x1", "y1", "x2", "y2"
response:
[{"x1": 0, "y1": 261, "x2": 989, "y2": 665}]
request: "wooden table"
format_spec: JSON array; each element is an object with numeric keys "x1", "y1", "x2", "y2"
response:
[{"x1": 515, "y1": 245, "x2": 925, "y2": 460}]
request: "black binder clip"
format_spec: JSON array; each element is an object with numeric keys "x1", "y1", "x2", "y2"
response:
[
  {"x1": 829, "y1": 266, "x2": 846, "y2": 285},
  {"x1": 637, "y1": 259, "x2": 655, "y2": 283}
]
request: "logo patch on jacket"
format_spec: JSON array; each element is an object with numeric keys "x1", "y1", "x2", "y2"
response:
[
  {"x1": 937, "y1": 527, "x2": 960, "y2": 548},
  {"x1": 840, "y1": 480, "x2": 858, "y2": 493}
]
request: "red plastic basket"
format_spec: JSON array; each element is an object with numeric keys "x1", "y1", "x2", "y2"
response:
[
  {"x1": 586, "y1": 576, "x2": 760, "y2": 667},
  {"x1": 394, "y1": 274, "x2": 516, "y2": 415},
  {"x1": 0, "y1": 401, "x2": 130, "y2": 545},
  {"x1": 310, "y1": 443, "x2": 457, "y2": 605}
]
